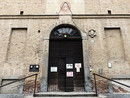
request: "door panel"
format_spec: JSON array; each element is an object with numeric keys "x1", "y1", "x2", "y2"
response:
[
  {"x1": 48, "y1": 39, "x2": 84, "y2": 92},
  {"x1": 66, "y1": 58, "x2": 74, "y2": 92},
  {"x1": 58, "y1": 58, "x2": 66, "y2": 91}
]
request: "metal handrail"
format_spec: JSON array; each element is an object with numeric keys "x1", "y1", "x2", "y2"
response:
[
  {"x1": 93, "y1": 73, "x2": 130, "y2": 96},
  {"x1": 0, "y1": 73, "x2": 38, "y2": 96}
]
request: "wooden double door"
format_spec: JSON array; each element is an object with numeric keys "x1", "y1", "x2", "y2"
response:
[{"x1": 48, "y1": 39, "x2": 85, "y2": 92}]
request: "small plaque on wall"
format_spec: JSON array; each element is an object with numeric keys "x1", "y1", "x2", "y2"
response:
[
  {"x1": 51, "y1": 67, "x2": 57, "y2": 72},
  {"x1": 108, "y1": 63, "x2": 112, "y2": 68},
  {"x1": 29, "y1": 65, "x2": 40, "y2": 72}
]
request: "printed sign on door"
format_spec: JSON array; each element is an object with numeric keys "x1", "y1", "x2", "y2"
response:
[
  {"x1": 75, "y1": 63, "x2": 82, "y2": 72},
  {"x1": 66, "y1": 64, "x2": 73, "y2": 69},
  {"x1": 66, "y1": 72, "x2": 73, "y2": 77},
  {"x1": 50, "y1": 67, "x2": 57, "y2": 72}
]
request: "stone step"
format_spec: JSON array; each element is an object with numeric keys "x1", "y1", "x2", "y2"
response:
[
  {"x1": 25, "y1": 96, "x2": 99, "y2": 98},
  {"x1": 2, "y1": 93, "x2": 130, "y2": 98},
  {"x1": 111, "y1": 80, "x2": 130, "y2": 92},
  {"x1": 25, "y1": 94, "x2": 108, "y2": 98},
  {"x1": 33, "y1": 92, "x2": 97, "y2": 97},
  {"x1": 0, "y1": 94, "x2": 107, "y2": 98}
]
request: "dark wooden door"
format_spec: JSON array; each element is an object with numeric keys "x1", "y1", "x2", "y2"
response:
[
  {"x1": 48, "y1": 39, "x2": 84, "y2": 92},
  {"x1": 58, "y1": 58, "x2": 66, "y2": 91},
  {"x1": 65, "y1": 58, "x2": 74, "y2": 92}
]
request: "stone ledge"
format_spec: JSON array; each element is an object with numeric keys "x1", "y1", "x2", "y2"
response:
[
  {"x1": 0, "y1": 14, "x2": 129, "y2": 19},
  {"x1": 107, "y1": 93, "x2": 130, "y2": 98}
]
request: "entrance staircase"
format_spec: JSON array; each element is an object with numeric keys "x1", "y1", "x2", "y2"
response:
[
  {"x1": 1, "y1": 73, "x2": 130, "y2": 98},
  {"x1": 24, "y1": 92, "x2": 105, "y2": 98},
  {"x1": 0, "y1": 92, "x2": 107, "y2": 98}
]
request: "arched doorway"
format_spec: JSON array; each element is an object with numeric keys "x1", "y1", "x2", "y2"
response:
[{"x1": 48, "y1": 24, "x2": 85, "y2": 92}]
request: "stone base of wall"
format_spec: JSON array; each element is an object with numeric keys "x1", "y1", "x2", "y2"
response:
[{"x1": 0, "y1": 94, "x2": 24, "y2": 98}]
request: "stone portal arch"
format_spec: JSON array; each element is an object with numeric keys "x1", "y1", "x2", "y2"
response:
[{"x1": 40, "y1": 22, "x2": 91, "y2": 92}]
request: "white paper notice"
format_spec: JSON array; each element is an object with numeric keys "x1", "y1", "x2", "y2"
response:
[
  {"x1": 75, "y1": 63, "x2": 81, "y2": 68},
  {"x1": 51, "y1": 67, "x2": 57, "y2": 72},
  {"x1": 66, "y1": 72, "x2": 73, "y2": 77},
  {"x1": 76, "y1": 68, "x2": 80, "y2": 72},
  {"x1": 66, "y1": 64, "x2": 73, "y2": 69},
  {"x1": 75, "y1": 63, "x2": 82, "y2": 72}
]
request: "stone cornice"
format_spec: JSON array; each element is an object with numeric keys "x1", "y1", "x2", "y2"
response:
[
  {"x1": 72, "y1": 14, "x2": 130, "y2": 19},
  {"x1": 0, "y1": 15, "x2": 59, "y2": 19},
  {"x1": 0, "y1": 14, "x2": 129, "y2": 19}
]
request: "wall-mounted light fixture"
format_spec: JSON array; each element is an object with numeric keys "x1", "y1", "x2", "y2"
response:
[
  {"x1": 88, "y1": 74, "x2": 90, "y2": 80},
  {"x1": 88, "y1": 29, "x2": 96, "y2": 38},
  {"x1": 98, "y1": 69, "x2": 103, "y2": 75},
  {"x1": 89, "y1": 65, "x2": 92, "y2": 72}
]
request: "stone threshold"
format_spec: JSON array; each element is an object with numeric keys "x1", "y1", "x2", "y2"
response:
[{"x1": 34, "y1": 92, "x2": 97, "y2": 97}]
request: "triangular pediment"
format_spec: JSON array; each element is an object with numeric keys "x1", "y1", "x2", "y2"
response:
[{"x1": 58, "y1": 2, "x2": 72, "y2": 15}]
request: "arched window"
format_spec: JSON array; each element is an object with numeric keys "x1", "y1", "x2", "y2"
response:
[{"x1": 50, "y1": 25, "x2": 81, "y2": 39}]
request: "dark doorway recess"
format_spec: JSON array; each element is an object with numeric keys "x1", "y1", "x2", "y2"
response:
[{"x1": 48, "y1": 25, "x2": 85, "y2": 92}]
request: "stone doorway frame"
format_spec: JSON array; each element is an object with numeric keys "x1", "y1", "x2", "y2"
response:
[{"x1": 40, "y1": 21, "x2": 91, "y2": 92}]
